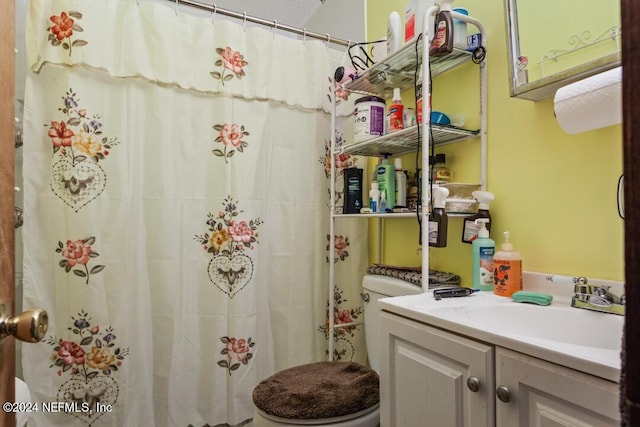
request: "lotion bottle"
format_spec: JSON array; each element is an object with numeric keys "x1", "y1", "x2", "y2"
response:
[
  {"x1": 377, "y1": 155, "x2": 396, "y2": 209},
  {"x1": 493, "y1": 231, "x2": 523, "y2": 297},
  {"x1": 472, "y1": 219, "x2": 495, "y2": 291}
]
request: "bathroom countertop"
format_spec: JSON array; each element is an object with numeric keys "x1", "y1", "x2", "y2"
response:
[{"x1": 378, "y1": 272, "x2": 624, "y2": 383}]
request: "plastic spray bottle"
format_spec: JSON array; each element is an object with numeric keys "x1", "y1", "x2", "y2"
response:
[
  {"x1": 462, "y1": 191, "x2": 495, "y2": 244},
  {"x1": 493, "y1": 231, "x2": 523, "y2": 297},
  {"x1": 472, "y1": 219, "x2": 495, "y2": 291},
  {"x1": 428, "y1": 186, "x2": 449, "y2": 247}
]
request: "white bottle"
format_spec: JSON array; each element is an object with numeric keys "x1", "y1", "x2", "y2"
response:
[
  {"x1": 369, "y1": 182, "x2": 380, "y2": 213},
  {"x1": 394, "y1": 158, "x2": 407, "y2": 207},
  {"x1": 387, "y1": 11, "x2": 402, "y2": 54}
]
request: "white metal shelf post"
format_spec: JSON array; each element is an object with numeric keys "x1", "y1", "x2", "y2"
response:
[
  {"x1": 420, "y1": 7, "x2": 488, "y2": 292},
  {"x1": 328, "y1": 76, "x2": 337, "y2": 361}
]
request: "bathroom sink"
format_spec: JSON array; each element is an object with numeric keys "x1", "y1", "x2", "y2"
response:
[
  {"x1": 381, "y1": 290, "x2": 624, "y2": 381},
  {"x1": 427, "y1": 302, "x2": 624, "y2": 351}
]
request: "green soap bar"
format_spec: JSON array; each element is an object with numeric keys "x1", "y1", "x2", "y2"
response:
[{"x1": 511, "y1": 291, "x2": 553, "y2": 306}]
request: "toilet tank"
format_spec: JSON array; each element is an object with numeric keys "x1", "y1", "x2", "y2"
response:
[{"x1": 362, "y1": 274, "x2": 422, "y2": 372}]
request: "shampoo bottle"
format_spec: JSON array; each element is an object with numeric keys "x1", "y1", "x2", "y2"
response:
[
  {"x1": 428, "y1": 186, "x2": 449, "y2": 247},
  {"x1": 343, "y1": 167, "x2": 363, "y2": 214},
  {"x1": 394, "y1": 158, "x2": 407, "y2": 208},
  {"x1": 377, "y1": 155, "x2": 396, "y2": 209},
  {"x1": 430, "y1": 1, "x2": 454, "y2": 57},
  {"x1": 493, "y1": 231, "x2": 523, "y2": 297},
  {"x1": 462, "y1": 190, "x2": 495, "y2": 244},
  {"x1": 472, "y1": 219, "x2": 495, "y2": 291}
]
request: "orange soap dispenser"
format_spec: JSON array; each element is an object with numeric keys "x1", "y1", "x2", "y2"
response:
[{"x1": 493, "y1": 231, "x2": 522, "y2": 297}]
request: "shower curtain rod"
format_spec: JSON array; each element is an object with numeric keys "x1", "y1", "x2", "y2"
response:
[{"x1": 164, "y1": 0, "x2": 352, "y2": 47}]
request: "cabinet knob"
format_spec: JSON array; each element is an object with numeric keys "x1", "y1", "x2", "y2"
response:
[
  {"x1": 467, "y1": 376, "x2": 481, "y2": 392},
  {"x1": 496, "y1": 385, "x2": 512, "y2": 403}
]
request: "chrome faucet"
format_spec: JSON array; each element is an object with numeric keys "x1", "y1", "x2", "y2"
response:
[{"x1": 571, "y1": 277, "x2": 625, "y2": 316}]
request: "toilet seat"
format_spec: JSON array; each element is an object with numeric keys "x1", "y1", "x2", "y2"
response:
[{"x1": 254, "y1": 404, "x2": 379, "y2": 426}]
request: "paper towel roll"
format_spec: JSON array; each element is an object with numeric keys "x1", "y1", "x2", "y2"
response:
[{"x1": 553, "y1": 66, "x2": 622, "y2": 134}]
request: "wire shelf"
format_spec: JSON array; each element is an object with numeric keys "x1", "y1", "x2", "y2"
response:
[
  {"x1": 340, "y1": 124, "x2": 479, "y2": 157},
  {"x1": 344, "y1": 38, "x2": 474, "y2": 98}
]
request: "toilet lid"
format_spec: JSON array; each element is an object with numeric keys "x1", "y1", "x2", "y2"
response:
[{"x1": 252, "y1": 361, "x2": 379, "y2": 420}]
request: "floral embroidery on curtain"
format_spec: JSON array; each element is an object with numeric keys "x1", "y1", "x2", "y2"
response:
[
  {"x1": 213, "y1": 123, "x2": 250, "y2": 163},
  {"x1": 47, "y1": 10, "x2": 87, "y2": 56},
  {"x1": 194, "y1": 197, "x2": 262, "y2": 298},
  {"x1": 211, "y1": 47, "x2": 248, "y2": 85},
  {"x1": 56, "y1": 237, "x2": 105, "y2": 285},
  {"x1": 317, "y1": 287, "x2": 363, "y2": 361},
  {"x1": 45, "y1": 310, "x2": 130, "y2": 426},
  {"x1": 47, "y1": 88, "x2": 120, "y2": 212},
  {"x1": 217, "y1": 337, "x2": 256, "y2": 376}
]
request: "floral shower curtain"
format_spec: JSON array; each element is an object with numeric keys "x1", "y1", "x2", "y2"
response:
[{"x1": 21, "y1": 0, "x2": 368, "y2": 426}]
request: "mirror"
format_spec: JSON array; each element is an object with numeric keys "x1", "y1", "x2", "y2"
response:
[{"x1": 505, "y1": 0, "x2": 621, "y2": 101}]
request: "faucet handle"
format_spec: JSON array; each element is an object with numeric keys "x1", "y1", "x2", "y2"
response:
[{"x1": 573, "y1": 276, "x2": 588, "y2": 285}]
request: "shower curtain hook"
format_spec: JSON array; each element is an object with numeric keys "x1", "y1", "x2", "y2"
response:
[
  {"x1": 302, "y1": 28, "x2": 307, "y2": 43},
  {"x1": 211, "y1": 4, "x2": 217, "y2": 25},
  {"x1": 272, "y1": 20, "x2": 278, "y2": 37},
  {"x1": 326, "y1": 34, "x2": 331, "y2": 49},
  {"x1": 243, "y1": 12, "x2": 247, "y2": 31},
  {"x1": 175, "y1": 0, "x2": 179, "y2": 15},
  {"x1": 340, "y1": 40, "x2": 352, "y2": 64}
]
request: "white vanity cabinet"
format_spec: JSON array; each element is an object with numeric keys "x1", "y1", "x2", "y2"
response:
[
  {"x1": 496, "y1": 347, "x2": 620, "y2": 426},
  {"x1": 379, "y1": 311, "x2": 495, "y2": 427},
  {"x1": 380, "y1": 310, "x2": 620, "y2": 426}
]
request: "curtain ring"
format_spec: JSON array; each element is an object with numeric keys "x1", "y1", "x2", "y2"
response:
[
  {"x1": 211, "y1": 4, "x2": 217, "y2": 25},
  {"x1": 272, "y1": 20, "x2": 278, "y2": 37},
  {"x1": 326, "y1": 34, "x2": 331, "y2": 49}
]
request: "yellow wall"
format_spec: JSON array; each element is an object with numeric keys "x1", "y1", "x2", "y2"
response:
[{"x1": 365, "y1": 0, "x2": 624, "y2": 284}]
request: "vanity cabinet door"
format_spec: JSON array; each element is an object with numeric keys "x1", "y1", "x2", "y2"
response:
[
  {"x1": 379, "y1": 311, "x2": 495, "y2": 427},
  {"x1": 495, "y1": 347, "x2": 620, "y2": 426}
]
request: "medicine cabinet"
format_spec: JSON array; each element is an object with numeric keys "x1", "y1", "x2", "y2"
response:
[{"x1": 505, "y1": 0, "x2": 621, "y2": 101}]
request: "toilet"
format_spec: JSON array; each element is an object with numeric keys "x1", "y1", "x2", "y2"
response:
[{"x1": 252, "y1": 274, "x2": 422, "y2": 426}]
